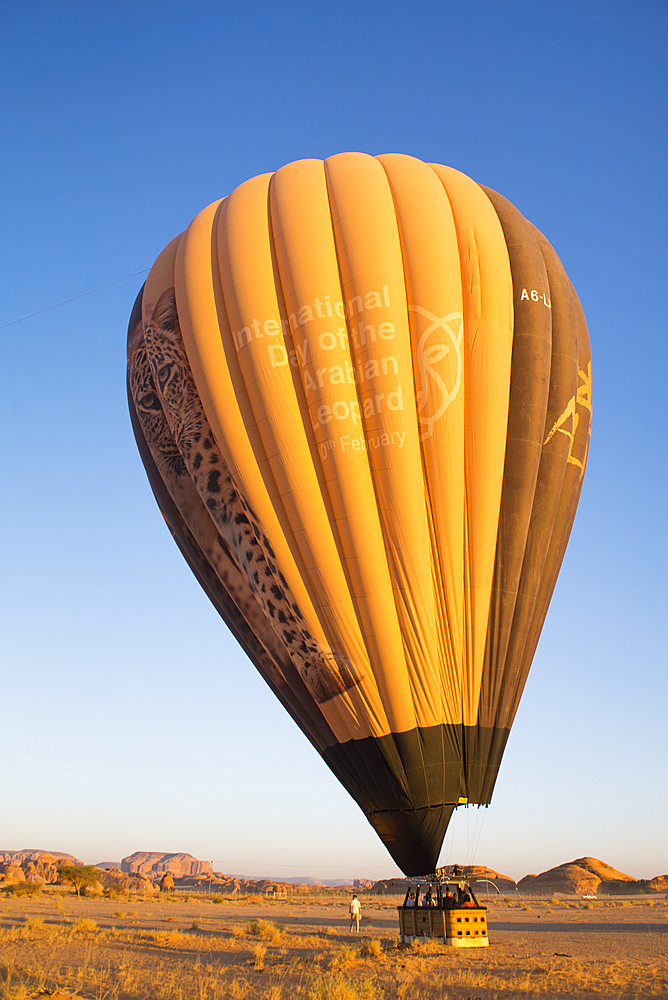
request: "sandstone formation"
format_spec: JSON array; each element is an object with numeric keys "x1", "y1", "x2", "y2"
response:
[
  {"x1": 0, "y1": 864, "x2": 26, "y2": 886},
  {"x1": 0, "y1": 850, "x2": 82, "y2": 866},
  {"x1": 160, "y1": 872, "x2": 175, "y2": 891},
  {"x1": 121, "y1": 852, "x2": 212, "y2": 877},
  {"x1": 518, "y1": 857, "x2": 636, "y2": 895},
  {"x1": 0, "y1": 853, "x2": 72, "y2": 887},
  {"x1": 1, "y1": 848, "x2": 665, "y2": 897},
  {"x1": 97, "y1": 869, "x2": 159, "y2": 895}
]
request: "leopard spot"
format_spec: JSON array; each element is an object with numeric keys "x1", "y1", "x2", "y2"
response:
[
  {"x1": 193, "y1": 453, "x2": 203, "y2": 470},
  {"x1": 207, "y1": 470, "x2": 221, "y2": 494},
  {"x1": 262, "y1": 536, "x2": 276, "y2": 559}
]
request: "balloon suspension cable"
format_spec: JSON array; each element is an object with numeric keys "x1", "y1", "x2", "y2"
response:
[{"x1": 410, "y1": 863, "x2": 484, "y2": 886}]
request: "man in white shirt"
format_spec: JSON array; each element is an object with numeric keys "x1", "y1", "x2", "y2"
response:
[{"x1": 349, "y1": 894, "x2": 362, "y2": 933}]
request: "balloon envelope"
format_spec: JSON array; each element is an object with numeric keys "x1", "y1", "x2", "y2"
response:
[{"x1": 127, "y1": 153, "x2": 591, "y2": 875}]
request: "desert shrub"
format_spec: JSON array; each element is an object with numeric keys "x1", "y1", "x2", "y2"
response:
[
  {"x1": 104, "y1": 884, "x2": 126, "y2": 900},
  {"x1": 231, "y1": 925, "x2": 246, "y2": 938},
  {"x1": 73, "y1": 918, "x2": 97, "y2": 934},
  {"x1": 247, "y1": 918, "x2": 282, "y2": 941},
  {"x1": 306, "y1": 971, "x2": 378, "y2": 999},
  {"x1": 20, "y1": 918, "x2": 49, "y2": 941},
  {"x1": 212, "y1": 896, "x2": 224, "y2": 904},
  {"x1": 2, "y1": 883, "x2": 42, "y2": 898},
  {"x1": 358, "y1": 938, "x2": 382, "y2": 957}
]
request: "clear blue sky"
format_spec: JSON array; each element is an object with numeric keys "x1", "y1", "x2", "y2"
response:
[{"x1": 1, "y1": 0, "x2": 666, "y2": 882}]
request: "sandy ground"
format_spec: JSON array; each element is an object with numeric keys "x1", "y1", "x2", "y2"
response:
[{"x1": 0, "y1": 891, "x2": 666, "y2": 998}]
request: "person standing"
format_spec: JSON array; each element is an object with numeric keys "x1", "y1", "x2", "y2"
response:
[{"x1": 349, "y1": 893, "x2": 362, "y2": 933}]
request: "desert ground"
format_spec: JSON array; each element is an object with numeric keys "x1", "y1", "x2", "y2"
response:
[{"x1": 1, "y1": 890, "x2": 666, "y2": 999}]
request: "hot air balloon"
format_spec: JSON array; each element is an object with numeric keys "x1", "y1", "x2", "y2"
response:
[{"x1": 127, "y1": 153, "x2": 591, "y2": 876}]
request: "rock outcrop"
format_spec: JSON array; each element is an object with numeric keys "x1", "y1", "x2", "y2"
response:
[
  {"x1": 0, "y1": 864, "x2": 26, "y2": 885},
  {"x1": 371, "y1": 878, "x2": 410, "y2": 894},
  {"x1": 0, "y1": 853, "x2": 69, "y2": 886},
  {"x1": 518, "y1": 857, "x2": 636, "y2": 895},
  {"x1": 97, "y1": 869, "x2": 159, "y2": 894},
  {"x1": 121, "y1": 852, "x2": 211, "y2": 877},
  {"x1": 0, "y1": 850, "x2": 82, "y2": 867}
]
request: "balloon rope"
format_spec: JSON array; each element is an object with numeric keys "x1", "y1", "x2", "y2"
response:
[
  {"x1": 0, "y1": 269, "x2": 150, "y2": 329},
  {"x1": 469, "y1": 805, "x2": 487, "y2": 867}
]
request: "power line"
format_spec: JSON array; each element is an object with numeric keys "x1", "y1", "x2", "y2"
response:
[{"x1": 0, "y1": 269, "x2": 150, "y2": 330}]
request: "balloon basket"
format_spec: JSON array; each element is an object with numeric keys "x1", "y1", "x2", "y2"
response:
[
  {"x1": 398, "y1": 905, "x2": 488, "y2": 947},
  {"x1": 397, "y1": 870, "x2": 489, "y2": 947}
]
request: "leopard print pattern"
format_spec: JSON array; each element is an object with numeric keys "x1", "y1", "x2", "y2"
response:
[
  {"x1": 128, "y1": 328, "x2": 291, "y2": 691},
  {"x1": 135, "y1": 289, "x2": 357, "y2": 703}
]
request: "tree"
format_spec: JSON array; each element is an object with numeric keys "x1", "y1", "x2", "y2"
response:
[{"x1": 57, "y1": 865, "x2": 100, "y2": 898}]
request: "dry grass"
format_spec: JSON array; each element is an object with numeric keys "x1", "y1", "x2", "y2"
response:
[
  {"x1": 304, "y1": 970, "x2": 379, "y2": 998},
  {"x1": 0, "y1": 892, "x2": 665, "y2": 999}
]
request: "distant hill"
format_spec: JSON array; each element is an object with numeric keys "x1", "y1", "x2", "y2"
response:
[
  {"x1": 519, "y1": 857, "x2": 637, "y2": 895},
  {"x1": 2, "y1": 848, "x2": 665, "y2": 896}
]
